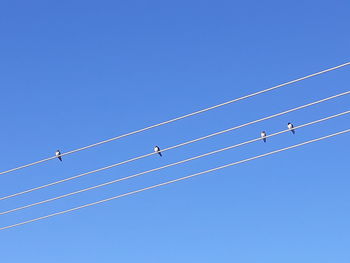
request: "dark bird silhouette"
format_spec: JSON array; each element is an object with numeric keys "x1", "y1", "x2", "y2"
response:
[
  {"x1": 261, "y1": 131, "x2": 267, "y2": 142},
  {"x1": 288, "y1": 122, "x2": 295, "y2": 134},
  {"x1": 154, "y1": 146, "x2": 162, "y2": 157},
  {"x1": 55, "y1": 150, "x2": 62, "y2": 161}
]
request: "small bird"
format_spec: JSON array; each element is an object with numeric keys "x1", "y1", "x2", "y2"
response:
[
  {"x1": 261, "y1": 131, "x2": 267, "y2": 142},
  {"x1": 287, "y1": 122, "x2": 295, "y2": 134},
  {"x1": 154, "y1": 146, "x2": 162, "y2": 157},
  {"x1": 55, "y1": 150, "x2": 62, "y2": 162}
]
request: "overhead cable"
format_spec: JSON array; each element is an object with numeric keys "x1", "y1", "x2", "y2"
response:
[
  {"x1": 1, "y1": 90, "x2": 349, "y2": 201},
  {"x1": 1, "y1": 128, "x2": 349, "y2": 231},
  {"x1": 1, "y1": 110, "x2": 349, "y2": 215},
  {"x1": 1, "y1": 62, "x2": 349, "y2": 176}
]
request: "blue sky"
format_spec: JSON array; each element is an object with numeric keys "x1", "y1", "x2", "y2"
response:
[{"x1": 0, "y1": 0, "x2": 349, "y2": 262}]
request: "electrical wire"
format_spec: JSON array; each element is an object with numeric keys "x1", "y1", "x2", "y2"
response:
[
  {"x1": 1, "y1": 90, "x2": 349, "y2": 201},
  {"x1": 1, "y1": 62, "x2": 349, "y2": 176},
  {"x1": 1, "y1": 128, "x2": 349, "y2": 231},
  {"x1": 1, "y1": 110, "x2": 349, "y2": 215}
]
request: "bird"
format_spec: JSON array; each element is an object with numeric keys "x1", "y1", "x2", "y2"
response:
[
  {"x1": 154, "y1": 146, "x2": 162, "y2": 157},
  {"x1": 287, "y1": 122, "x2": 295, "y2": 134},
  {"x1": 261, "y1": 131, "x2": 267, "y2": 142},
  {"x1": 55, "y1": 150, "x2": 62, "y2": 161}
]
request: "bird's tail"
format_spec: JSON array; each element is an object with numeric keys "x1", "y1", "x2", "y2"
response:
[
  {"x1": 263, "y1": 138, "x2": 266, "y2": 143},
  {"x1": 291, "y1": 129, "x2": 295, "y2": 134},
  {"x1": 158, "y1": 152, "x2": 162, "y2": 157},
  {"x1": 58, "y1": 156, "x2": 62, "y2": 161}
]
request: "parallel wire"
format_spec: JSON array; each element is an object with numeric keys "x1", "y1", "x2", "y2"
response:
[
  {"x1": 1, "y1": 62, "x2": 349, "y2": 176},
  {"x1": 1, "y1": 129, "x2": 349, "y2": 231},
  {"x1": 1, "y1": 91, "x2": 349, "y2": 202},
  {"x1": 1, "y1": 110, "x2": 349, "y2": 215}
]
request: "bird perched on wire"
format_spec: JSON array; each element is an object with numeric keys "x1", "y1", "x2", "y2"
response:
[
  {"x1": 154, "y1": 146, "x2": 162, "y2": 157},
  {"x1": 55, "y1": 150, "x2": 62, "y2": 162},
  {"x1": 261, "y1": 131, "x2": 267, "y2": 142},
  {"x1": 288, "y1": 122, "x2": 295, "y2": 134}
]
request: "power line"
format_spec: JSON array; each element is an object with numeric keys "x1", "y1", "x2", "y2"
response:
[
  {"x1": 1, "y1": 110, "x2": 349, "y2": 215},
  {"x1": 1, "y1": 128, "x2": 349, "y2": 231},
  {"x1": 2, "y1": 111, "x2": 349, "y2": 214},
  {"x1": 1, "y1": 62, "x2": 349, "y2": 176},
  {"x1": 1, "y1": 91, "x2": 349, "y2": 201}
]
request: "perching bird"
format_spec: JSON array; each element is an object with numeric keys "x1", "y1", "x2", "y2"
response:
[
  {"x1": 55, "y1": 150, "x2": 62, "y2": 161},
  {"x1": 261, "y1": 131, "x2": 267, "y2": 142},
  {"x1": 287, "y1": 122, "x2": 295, "y2": 134},
  {"x1": 154, "y1": 146, "x2": 162, "y2": 157}
]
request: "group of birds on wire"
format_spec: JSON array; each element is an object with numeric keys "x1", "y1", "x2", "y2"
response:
[
  {"x1": 261, "y1": 122, "x2": 295, "y2": 142},
  {"x1": 55, "y1": 145, "x2": 162, "y2": 162},
  {"x1": 54, "y1": 123, "x2": 295, "y2": 162},
  {"x1": 0, "y1": 62, "x2": 347, "y2": 231}
]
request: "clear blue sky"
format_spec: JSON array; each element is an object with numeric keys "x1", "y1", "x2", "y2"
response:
[{"x1": 0, "y1": 0, "x2": 349, "y2": 262}]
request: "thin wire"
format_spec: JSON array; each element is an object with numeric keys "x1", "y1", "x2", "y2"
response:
[
  {"x1": 1, "y1": 62, "x2": 349, "y2": 176},
  {"x1": 1, "y1": 129, "x2": 349, "y2": 231},
  {"x1": 1, "y1": 91, "x2": 349, "y2": 201},
  {"x1": 2, "y1": 110, "x2": 349, "y2": 215}
]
